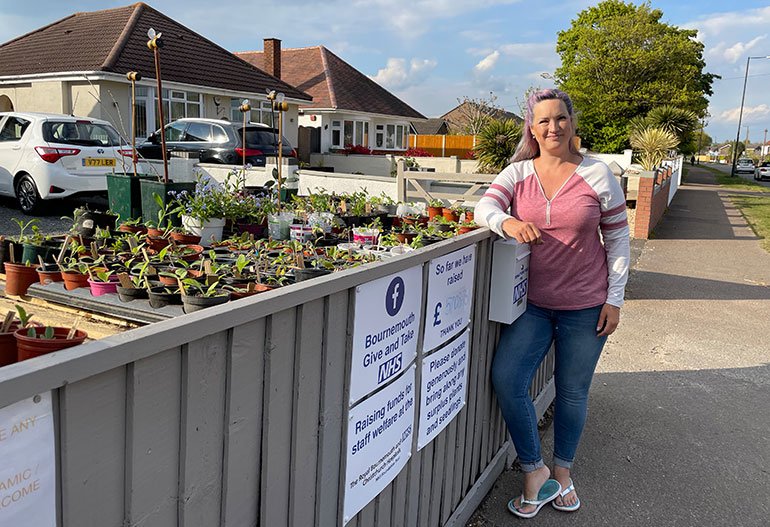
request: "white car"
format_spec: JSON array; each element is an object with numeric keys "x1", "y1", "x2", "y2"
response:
[
  {"x1": 0, "y1": 112, "x2": 132, "y2": 213},
  {"x1": 735, "y1": 158, "x2": 755, "y2": 174}
]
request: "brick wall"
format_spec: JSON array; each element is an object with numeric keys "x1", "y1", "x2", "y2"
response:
[{"x1": 633, "y1": 167, "x2": 672, "y2": 238}]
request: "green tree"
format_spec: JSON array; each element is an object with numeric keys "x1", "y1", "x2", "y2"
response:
[
  {"x1": 728, "y1": 141, "x2": 745, "y2": 160},
  {"x1": 554, "y1": 1, "x2": 717, "y2": 153}
]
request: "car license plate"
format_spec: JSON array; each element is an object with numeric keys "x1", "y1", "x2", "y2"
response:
[{"x1": 82, "y1": 158, "x2": 116, "y2": 167}]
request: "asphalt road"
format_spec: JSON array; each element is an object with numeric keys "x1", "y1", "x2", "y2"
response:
[
  {"x1": 703, "y1": 161, "x2": 770, "y2": 188},
  {"x1": 0, "y1": 194, "x2": 109, "y2": 239}
]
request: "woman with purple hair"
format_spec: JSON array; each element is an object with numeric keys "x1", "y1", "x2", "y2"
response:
[{"x1": 475, "y1": 89, "x2": 629, "y2": 518}]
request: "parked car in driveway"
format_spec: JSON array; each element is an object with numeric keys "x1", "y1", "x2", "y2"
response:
[
  {"x1": 754, "y1": 161, "x2": 770, "y2": 181},
  {"x1": 736, "y1": 158, "x2": 755, "y2": 173},
  {"x1": 136, "y1": 118, "x2": 296, "y2": 166},
  {"x1": 0, "y1": 112, "x2": 131, "y2": 213}
]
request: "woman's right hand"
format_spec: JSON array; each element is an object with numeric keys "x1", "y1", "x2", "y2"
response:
[{"x1": 502, "y1": 218, "x2": 542, "y2": 245}]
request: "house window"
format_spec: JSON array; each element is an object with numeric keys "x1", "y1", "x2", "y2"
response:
[
  {"x1": 332, "y1": 120, "x2": 342, "y2": 147},
  {"x1": 375, "y1": 124, "x2": 384, "y2": 148},
  {"x1": 155, "y1": 90, "x2": 203, "y2": 129},
  {"x1": 340, "y1": 120, "x2": 370, "y2": 148},
  {"x1": 230, "y1": 100, "x2": 274, "y2": 126},
  {"x1": 384, "y1": 124, "x2": 408, "y2": 150}
]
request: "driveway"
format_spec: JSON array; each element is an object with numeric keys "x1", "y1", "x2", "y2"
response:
[{"x1": 0, "y1": 194, "x2": 109, "y2": 239}]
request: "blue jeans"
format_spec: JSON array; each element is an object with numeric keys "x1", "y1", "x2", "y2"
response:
[{"x1": 491, "y1": 302, "x2": 607, "y2": 472}]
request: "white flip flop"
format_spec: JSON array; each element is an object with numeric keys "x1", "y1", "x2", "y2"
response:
[
  {"x1": 508, "y1": 478, "x2": 561, "y2": 518},
  {"x1": 552, "y1": 478, "x2": 580, "y2": 512}
]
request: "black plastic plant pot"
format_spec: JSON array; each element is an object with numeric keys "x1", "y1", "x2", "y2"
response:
[
  {"x1": 148, "y1": 286, "x2": 182, "y2": 309},
  {"x1": 0, "y1": 240, "x2": 24, "y2": 273},
  {"x1": 294, "y1": 268, "x2": 333, "y2": 282},
  {"x1": 116, "y1": 285, "x2": 149, "y2": 303},
  {"x1": 182, "y1": 291, "x2": 231, "y2": 313}
]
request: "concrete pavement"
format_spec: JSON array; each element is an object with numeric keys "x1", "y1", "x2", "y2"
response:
[{"x1": 468, "y1": 166, "x2": 770, "y2": 526}]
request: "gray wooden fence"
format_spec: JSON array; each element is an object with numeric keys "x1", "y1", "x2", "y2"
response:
[{"x1": 0, "y1": 228, "x2": 555, "y2": 527}]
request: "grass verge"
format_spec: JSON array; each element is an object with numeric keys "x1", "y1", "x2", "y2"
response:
[
  {"x1": 700, "y1": 165, "x2": 770, "y2": 252},
  {"x1": 701, "y1": 165, "x2": 770, "y2": 193}
]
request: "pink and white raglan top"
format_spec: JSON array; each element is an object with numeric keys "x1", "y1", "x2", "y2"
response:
[{"x1": 475, "y1": 157, "x2": 630, "y2": 310}]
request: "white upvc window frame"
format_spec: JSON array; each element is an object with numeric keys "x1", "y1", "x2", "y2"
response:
[{"x1": 134, "y1": 87, "x2": 204, "y2": 140}]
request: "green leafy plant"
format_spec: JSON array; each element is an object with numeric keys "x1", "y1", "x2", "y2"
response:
[
  {"x1": 475, "y1": 119, "x2": 523, "y2": 172},
  {"x1": 27, "y1": 326, "x2": 55, "y2": 339},
  {"x1": 181, "y1": 278, "x2": 227, "y2": 297},
  {"x1": 14, "y1": 304, "x2": 33, "y2": 328},
  {"x1": 11, "y1": 218, "x2": 41, "y2": 244},
  {"x1": 629, "y1": 126, "x2": 679, "y2": 170}
]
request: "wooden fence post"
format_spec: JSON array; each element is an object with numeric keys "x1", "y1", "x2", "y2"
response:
[{"x1": 396, "y1": 159, "x2": 406, "y2": 203}]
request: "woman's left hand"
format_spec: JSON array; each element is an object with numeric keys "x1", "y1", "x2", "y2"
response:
[{"x1": 596, "y1": 303, "x2": 620, "y2": 336}]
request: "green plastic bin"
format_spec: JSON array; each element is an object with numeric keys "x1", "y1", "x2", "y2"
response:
[
  {"x1": 106, "y1": 173, "x2": 156, "y2": 224},
  {"x1": 139, "y1": 179, "x2": 197, "y2": 228}
]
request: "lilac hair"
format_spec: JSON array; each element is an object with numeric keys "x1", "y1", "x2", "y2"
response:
[{"x1": 511, "y1": 89, "x2": 578, "y2": 163}]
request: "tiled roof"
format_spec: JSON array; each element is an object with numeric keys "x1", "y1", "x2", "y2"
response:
[
  {"x1": 0, "y1": 3, "x2": 311, "y2": 101},
  {"x1": 236, "y1": 46, "x2": 425, "y2": 120},
  {"x1": 411, "y1": 118, "x2": 449, "y2": 135}
]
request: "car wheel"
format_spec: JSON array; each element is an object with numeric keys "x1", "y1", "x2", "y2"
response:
[{"x1": 15, "y1": 175, "x2": 40, "y2": 214}]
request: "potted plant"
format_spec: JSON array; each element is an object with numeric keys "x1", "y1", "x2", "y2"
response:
[
  {"x1": 180, "y1": 278, "x2": 230, "y2": 313},
  {"x1": 87, "y1": 268, "x2": 119, "y2": 297},
  {"x1": 442, "y1": 206, "x2": 461, "y2": 223},
  {"x1": 37, "y1": 261, "x2": 63, "y2": 285},
  {"x1": 171, "y1": 173, "x2": 230, "y2": 244},
  {"x1": 118, "y1": 217, "x2": 149, "y2": 235},
  {"x1": 60, "y1": 259, "x2": 92, "y2": 290},
  {"x1": 427, "y1": 199, "x2": 444, "y2": 220},
  {"x1": 115, "y1": 265, "x2": 151, "y2": 303},
  {"x1": 148, "y1": 285, "x2": 183, "y2": 309},
  {"x1": 0, "y1": 305, "x2": 34, "y2": 367},
  {"x1": 457, "y1": 220, "x2": 481, "y2": 235},
  {"x1": 15, "y1": 324, "x2": 87, "y2": 362},
  {"x1": 4, "y1": 257, "x2": 40, "y2": 296}
]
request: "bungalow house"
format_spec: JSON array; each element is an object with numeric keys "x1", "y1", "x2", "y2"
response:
[
  {"x1": 236, "y1": 42, "x2": 426, "y2": 154},
  {"x1": 441, "y1": 101, "x2": 522, "y2": 134},
  {"x1": 0, "y1": 3, "x2": 311, "y2": 146}
]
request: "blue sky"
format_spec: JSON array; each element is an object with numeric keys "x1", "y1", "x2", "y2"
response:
[{"x1": 2, "y1": 1, "x2": 770, "y2": 145}]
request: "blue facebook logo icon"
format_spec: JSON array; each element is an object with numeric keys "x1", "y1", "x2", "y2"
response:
[{"x1": 385, "y1": 277, "x2": 405, "y2": 316}]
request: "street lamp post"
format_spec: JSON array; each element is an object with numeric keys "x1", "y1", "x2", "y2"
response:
[{"x1": 731, "y1": 55, "x2": 770, "y2": 177}]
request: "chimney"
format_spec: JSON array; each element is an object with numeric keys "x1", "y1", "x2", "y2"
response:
[{"x1": 264, "y1": 38, "x2": 281, "y2": 79}]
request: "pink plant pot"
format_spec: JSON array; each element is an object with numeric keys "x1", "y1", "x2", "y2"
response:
[{"x1": 87, "y1": 278, "x2": 119, "y2": 296}]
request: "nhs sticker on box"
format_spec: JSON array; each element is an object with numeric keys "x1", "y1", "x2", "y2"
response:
[
  {"x1": 350, "y1": 265, "x2": 423, "y2": 406},
  {"x1": 488, "y1": 238, "x2": 530, "y2": 324}
]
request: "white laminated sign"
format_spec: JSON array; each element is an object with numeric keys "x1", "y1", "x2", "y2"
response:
[
  {"x1": 424, "y1": 244, "x2": 475, "y2": 352},
  {"x1": 417, "y1": 329, "x2": 469, "y2": 449},
  {"x1": 0, "y1": 392, "x2": 56, "y2": 526},
  {"x1": 350, "y1": 265, "x2": 422, "y2": 405},
  {"x1": 343, "y1": 365, "x2": 415, "y2": 524}
]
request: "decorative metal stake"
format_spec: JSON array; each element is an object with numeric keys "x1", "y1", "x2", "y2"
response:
[
  {"x1": 239, "y1": 99, "x2": 251, "y2": 185},
  {"x1": 272, "y1": 92, "x2": 288, "y2": 210},
  {"x1": 126, "y1": 71, "x2": 142, "y2": 179},
  {"x1": 147, "y1": 28, "x2": 169, "y2": 183}
]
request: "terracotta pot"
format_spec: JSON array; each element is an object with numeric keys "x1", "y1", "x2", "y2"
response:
[
  {"x1": 395, "y1": 232, "x2": 418, "y2": 244},
  {"x1": 15, "y1": 327, "x2": 88, "y2": 362},
  {"x1": 4, "y1": 263, "x2": 40, "y2": 296},
  {"x1": 0, "y1": 321, "x2": 21, "y2": 367},
  {"x1": 174, "y1": 244, "x2": 204, "y2": 262},
  {"x1": 118, "y1": 223, "x2": 148, "y2": 234},
  {"x1": 457, "y1": 226, "x2": 481, "y2": 235},
  {"x1": 464, "y1": 210, "x2": 474, "y2": 222},
  {"x1": 147, "y1": 236, "x2": 170, "y2": 251},
  {"x1": 61, "y1": 270, "x2": 90, "y2": 290},
  {"x1": 169, "y1": 231, "x2": 202, "y2": 245},
  {"x1": 146, "y1": 227, "x2": 166, "y2": 237},
  {"x1": 427, "y1": 206, "x2": 443, "y2": 221},
  {"x1": 442, "y1": 208, "x2": 460, "y2": 223},
  {"x1": 229, "y1": 283, "x2": 275, "y2": 300},
  {"x1": 37, "y1": 268, "x2": 63, "y2": 285}
]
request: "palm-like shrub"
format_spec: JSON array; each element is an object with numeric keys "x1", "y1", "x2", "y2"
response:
[
  {"x1": 629, "y1": 105, "x2": 698, "y2": 145},
  {"x1": 475, "y1": 119, "x2": 523, "y2": 172},
  {"x1": 629, "y1": 126, "x2": 679, "y2": 170}
]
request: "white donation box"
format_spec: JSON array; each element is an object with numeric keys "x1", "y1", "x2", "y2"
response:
[{"x1": 488, "y1": 238, "x2": 530, "y2": 324}]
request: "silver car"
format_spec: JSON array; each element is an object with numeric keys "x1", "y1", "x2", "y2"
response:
[{"x1": 736, "y1": 158, "x2": 755, "y2": 173}]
